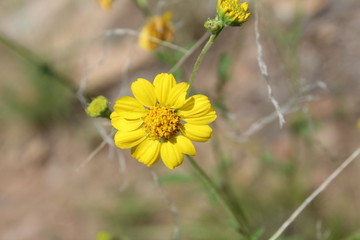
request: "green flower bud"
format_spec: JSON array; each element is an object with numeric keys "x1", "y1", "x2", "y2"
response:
[
  {"x1": 86, "y1": 96, "x2": 111, "y2": 119},
  {"x1": 204, "y1": 18, "x2": 224, "y2": 34}
]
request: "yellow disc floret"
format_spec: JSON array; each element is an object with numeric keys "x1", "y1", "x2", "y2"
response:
[
  {"x1": 217, "y1": 0, "x2": 251, "y2": 26},
  {"x1": 143, "y1": 105, "x2": 181, "y2": 140}
]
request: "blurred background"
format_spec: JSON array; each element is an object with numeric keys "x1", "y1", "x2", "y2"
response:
[{"x1": 1, "y1": 0, "x2": 360, "y2": 239}]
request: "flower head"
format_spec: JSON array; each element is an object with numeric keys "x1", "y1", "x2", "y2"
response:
[
  {"x1": 86, "y1": 96, "x2": 111, "y2": 118},
  {"x1": 138, "y1": 12, "x2": 174, "y2": 51},
  {"x1": 111, "y1": 73, "x2": 217, "y2": 169},
  {"x1": 217, "y1": 0, "x2": 251, "y2": 26},
  {"x1": 97, "y1": 0, "x2": 113, "y2": 10}
]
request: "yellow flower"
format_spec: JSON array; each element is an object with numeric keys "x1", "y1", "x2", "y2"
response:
[
  {"x1": 97, "y1": 0, "x2": 112, "y2": 10},
  {"x1": 217, "y1": 0, "x2": 251, "y2": 26},
  {"x1": 111, "y1": 73, "x2": 217, "y2": 169},
  {"x1": 357, "y1": 119, "x2": 360, "y2": 131},
  {"x1": 138, "y1": 12, "x2": 174, "y2": 51}
]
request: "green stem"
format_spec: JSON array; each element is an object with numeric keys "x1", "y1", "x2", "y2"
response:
[
  {"x1": 186, "y1": 155, "x2": 250, "y2": 238},
  {"x1": 188, "y1": 32, "x2": 219, "y2": 87},
  {"x1": 0, "y1": 33, "x2": 76, "y2": 93}
]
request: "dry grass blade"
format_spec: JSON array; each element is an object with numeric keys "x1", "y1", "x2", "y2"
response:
[{"x1": 269, "y1": 147, "x2": 360, "y2": 240}]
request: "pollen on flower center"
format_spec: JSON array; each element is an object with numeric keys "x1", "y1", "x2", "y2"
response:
[
  {"x1": 143, "y1": 105, "x2": 181, "y2": 140},
  {"x1": 220, "y1": 0, "x2": 248, "y2": 13}
]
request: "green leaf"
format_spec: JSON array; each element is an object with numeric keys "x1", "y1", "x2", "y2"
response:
[
  {"x1": 260, "y1": 150, "x2": 276, "y2": 167},
  {"x1": 344, "y1": 231, "x2": 360, "y2": 240},
  {"x1": 158, "y1": 173, "x2": 193, "y2": 184},
  {"x1": 289, "y1": 111, "x2": 318, "y2": 142},
  {"x1": 217, "y1": 53, "x2": 232, "y2": 83},
  {"x1": 250, "y1": 227, "x2": 264, "y2": 240}
]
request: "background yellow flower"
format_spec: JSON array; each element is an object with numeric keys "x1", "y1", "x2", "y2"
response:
[
  {"x1": 138, "y1": 12, "x2": 174, "y2": 51},
  {"x1": 97, "y1": 0, "x2": 112, "y2": 10},
  {"x1": 111, "y1": 73, "x2": 216, "y2": 169}
]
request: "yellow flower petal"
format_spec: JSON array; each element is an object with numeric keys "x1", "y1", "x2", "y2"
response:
[
  {"x1": 180, "y1": 124, "x2": 212, "y2": 142},
  {"x1": 182, "y1": 107, "x2": 217, "y2": 125},
  {"x1": 162, "y1": 11, "x2": 172, "y2": 22},
  {"x1": 131, "y1": 138, "x2": 161, "y2": 166},
  {"x1": 114, "y1": 127, "x2": 147, "y2": 149},
  {"x1": 217, "y1": 0, "x2": 251, "y2": 26},
  {"x1": 180, "y1": 95, "x2": 211, "y2": 118},
  {"x1": 113, "y1": 96, "x2": 146, "y2": 119},
  {"x1": 111, "y1": 113, "x2": 143, "y2": 131},
  {"x1": 153, "y1": 73, "x2": 176, "y2": 105},
  {"x1": 168, "y1": 82, "x2": 189, "y2": 109},
  {"x1": 98, "y1": 0, "x2": 112, "y2": 10},
  {"x1": 174, "y1": 135, "x2": 196, "y2": 156},
  {"x1": 111, "y1": 73, "x2": 217, "y2": 169},
  {"x1": 160, "y1": 140, "x2": 183, "y2": 169},
  {"x1": 131, "y1": 78, "x2": 156, "y2": 107}
]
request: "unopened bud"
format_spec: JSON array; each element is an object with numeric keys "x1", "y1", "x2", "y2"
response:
[{"x1": 86, "y1": 96, "x2": 111, "y2": 119}]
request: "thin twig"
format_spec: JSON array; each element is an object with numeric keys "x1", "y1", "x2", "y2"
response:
[
  {"x1": 169, "y1": 32, "x2": 209, "y2": 74},
  {"x1": 76, "y1": 36, "x2": 119, "y2": 171},
  {"x1": 76, "y1": 140, "x2": 107, "y2": 172},
  {"x1": 188, "y1": 33, "x2": 218, "y2": 87},
  {"x1": 230, "y1": 81, "x2": 326, "y2": 142},
  {"x1": 254, "y1": 2, "x2": 285, "y2": 128},
  {"x1": 269, "y1": 147, "x2": 360, "y2": 240},
  {"x1": 106, "y1": 28, "x2": 188, "y2": 53}
]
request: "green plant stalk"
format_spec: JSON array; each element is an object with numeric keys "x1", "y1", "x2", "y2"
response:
[
  {"x1": 0, "y1": 33, "x2": 76, "y2": 93},
  {"x1": 188, "y1": 31, "x2": 221, "y2": 87},
  {"x1": 211, "y1": 124, "x2": 250, "y2": 227},
  {"x1": 186, "y1": 155, "x2": 250, "y2": 238}
]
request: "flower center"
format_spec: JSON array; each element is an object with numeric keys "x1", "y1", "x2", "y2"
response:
[{"x1": 143, "y1": 105, "x2": 181, "y2": 140}]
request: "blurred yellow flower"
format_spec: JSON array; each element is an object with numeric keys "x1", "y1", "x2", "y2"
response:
[
  {"x1": 97, "y1": 0, "x2": 112, "y2": 10},
  {"x1": 357, "y1": 119, "x2": 360, "y2": 131},
  {"x1": 138, "y1": 12, "x2": 174, "y2": 51},
  {"x1": 217, "y1": 0, "x2": 251, "y2": 26},
  {"x1": 111, "y1": 73, "x2": 216, "y2": 169}
]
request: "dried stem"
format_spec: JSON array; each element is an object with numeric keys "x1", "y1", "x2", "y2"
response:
[{"x1": 269, "y1": 147, "x2": 360, "y2": 240}]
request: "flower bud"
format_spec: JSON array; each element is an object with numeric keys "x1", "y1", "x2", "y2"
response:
[
  {"x1": 86, "y1": 96, "x2": 111, "y2": 118},
  {"x1": 204, "y1": 18, "x2": 224, "y2": 34}
]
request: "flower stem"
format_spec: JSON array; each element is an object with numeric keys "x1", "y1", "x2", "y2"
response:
[
  {"x1": 186, "y1": 155, "x2": 250, "y2": 238},
  {"x1": 188, "y1": 32, "x2": 220, "y2": 88},
  {"x1": 0, "y1": 33, "x2": 76, "y2": 93}
]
